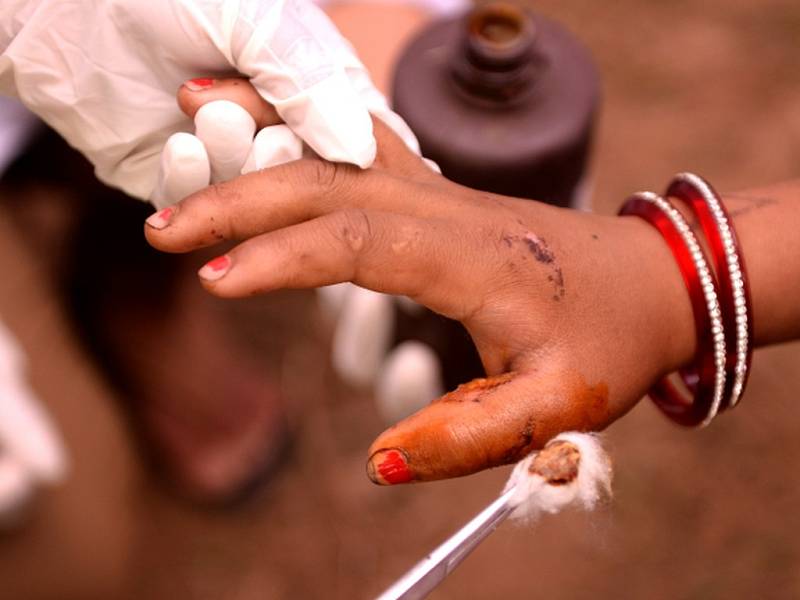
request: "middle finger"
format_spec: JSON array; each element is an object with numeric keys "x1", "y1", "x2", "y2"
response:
[{"x1": 145, "y1": 159, "x2": 443, "y2": 253}]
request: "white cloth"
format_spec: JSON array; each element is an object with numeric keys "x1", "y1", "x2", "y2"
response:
[{"x1": 0, "y1": 0, "x2": 419, "y2": 202}]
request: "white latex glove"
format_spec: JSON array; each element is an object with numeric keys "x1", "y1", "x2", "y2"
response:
[
  {"x1": 0, "y1": 321, "x2": 68, "y2": 529},
  {"x1": 319, "y1": 284, "x2": 445, "y2": 424},
  {"x1": 0, "y1": 0, "x2": 420, "y2": 203},
  {"x1": 152, "y1": 99, "x2": 306, "y2": 208}
]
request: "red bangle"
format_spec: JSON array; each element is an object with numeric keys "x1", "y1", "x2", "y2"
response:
[
  {"x1": 619, "y1": 192, "x2": 727, "y2": 426},
  {"x1": 666, "y1": 173, "x2": 753, "y2": 410}
]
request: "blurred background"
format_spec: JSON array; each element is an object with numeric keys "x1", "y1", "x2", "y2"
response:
[{"x1": 1, "y1": 0, "x2": 799, "y2": 598}]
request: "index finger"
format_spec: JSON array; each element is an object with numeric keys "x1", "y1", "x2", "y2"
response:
[{"x1": 144, "y1": 158, "x2": 444, "y2": 254}]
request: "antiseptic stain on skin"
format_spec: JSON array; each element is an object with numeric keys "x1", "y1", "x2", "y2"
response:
[
  {"x1": 366, "y1": 369, "x2": 613, "y2": 483},
  {"x1": 438, "y1": 372, "x2": 516, "y2": 403}
]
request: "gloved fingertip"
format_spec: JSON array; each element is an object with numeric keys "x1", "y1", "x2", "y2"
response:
[
  {"x1": 355, "y1": 138, "x2": 377, "y2": 170},
  {"x1": 152, "y1": 132, "x2": 210, "y2": 208},
  {"x1": 23, "y1": 422, "x2": 69, "y2": 486},
  {"x1": 316, "y1": 282, "x2": 353, "y2": 321},
  {"x1": 375, "y1": 341, "x2": 443, "y2": 425},
  {"x1": 195, "y1": 100, "x2": 256, "y2": 182},
  {"x1": 331, "y1": 287, "x2": 394, "y2": 387},
  {"x1": 0, "y1": 456, "x2": 35, "y2": 528},
  {"x1": 423, "y1": 158, "x2": 442, "y2": 174},
  {"x1": 241, "y1": 125, "x2": 303, "y2": 175}
]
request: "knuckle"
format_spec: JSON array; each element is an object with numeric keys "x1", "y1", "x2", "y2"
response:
[
  {"x1": 199, "y1": 181, "x2": 243, "y2": 239},
  {"x1": 311, "y1": 160, "x2": 339, "y2": 188},
  {"x1": 326, "y1": 209, "x2": 377, "y2": 278},
  {"x1": 389, "y1": 224, "x2": 424, "y2": 256},
  {"x1": 338, "y1": 209, "x2": 374, "y2": 252},
  {"x1": 305, "y1": 159, "x2": 356, "y2": 196}
]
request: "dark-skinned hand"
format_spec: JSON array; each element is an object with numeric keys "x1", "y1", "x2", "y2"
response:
[{"x1": 144, "y1": 78, "x2": 696, "y2": 485}]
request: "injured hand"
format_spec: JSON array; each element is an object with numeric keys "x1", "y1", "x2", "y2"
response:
[{"x1": 143, "y1": 79, "x2": 698, "y2": 485}]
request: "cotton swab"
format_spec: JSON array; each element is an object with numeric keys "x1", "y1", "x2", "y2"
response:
[{"x1": 376, "y1": 432, "x2": 612, "y2": 600}]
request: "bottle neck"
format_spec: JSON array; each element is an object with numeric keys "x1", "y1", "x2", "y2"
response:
[{"x1": 451, "y1": 2, "x2": 541, "y2": 105}]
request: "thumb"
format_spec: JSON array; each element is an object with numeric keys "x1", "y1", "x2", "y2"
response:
[{"x1": 365, "y1": 365, "x2": 612, "y2": 485}]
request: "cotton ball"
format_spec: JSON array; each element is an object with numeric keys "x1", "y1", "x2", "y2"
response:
[
  {"x1": 504, "y1": 432, "x2": 612, "y2": 522},
  {"x1": 194, "y1": 100, "x2": 256, "y2": 182},
  {"x1": 375, "y1": 341, "x2": 444, "y2": 424},
  {"x1": 394, "y1": 295, "x2": 426, "y2": 316}
]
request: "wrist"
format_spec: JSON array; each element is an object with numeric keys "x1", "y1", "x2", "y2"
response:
[{"x1": 620, "y1": 213, "x2": 697, "y2": 375}]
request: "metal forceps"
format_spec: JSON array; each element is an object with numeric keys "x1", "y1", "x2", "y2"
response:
[{"x1": 376, "y1": 485, "x2": 517, "y2": 600}]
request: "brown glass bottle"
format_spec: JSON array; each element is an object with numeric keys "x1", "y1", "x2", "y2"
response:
[
  {"x1": 392, "y1": 1, "x2": 600, "y2": 207},
  {"x1": 390, "y1": 3, "x2": 601, "y2": 390}
]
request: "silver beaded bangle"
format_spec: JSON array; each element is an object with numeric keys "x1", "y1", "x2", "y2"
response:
[{"x1": 667, "y1": 173, "x2": 753, "y2": 410}]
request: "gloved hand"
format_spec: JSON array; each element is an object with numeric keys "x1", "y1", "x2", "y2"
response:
[
  {"x1": 0, "y1": 320, "x2": 67, "y2": 528},
  {"x1": 318, "y1": 283, "x2": 445, "y2": 424},
  {"x1": 0, "y1": 0, "x2": 420, "y2": 203},
  {"x1": 3, "y1": 0, "x2": 436, "y2": 410},
  {"x1": 165, "y1": 77, "x2": 445, "y2": 422}
]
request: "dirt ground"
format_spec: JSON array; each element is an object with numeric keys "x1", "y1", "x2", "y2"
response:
[{"x1": 1, "y1": 0, "x2": 800, "y2": 598}]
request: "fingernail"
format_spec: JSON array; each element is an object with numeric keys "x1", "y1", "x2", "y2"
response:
[
  {"x1": 184, "y1": 77, "x2": 215, "y2": 92},
  {"x1": 145, "y1": 207, "x2": 174, "y2": 230},
  {"x1": 198, "y1": 255, "x2": 231, "y2": 281},
  {"x1": 367, "y1": 449, "x2": 413, "y2": 485}
]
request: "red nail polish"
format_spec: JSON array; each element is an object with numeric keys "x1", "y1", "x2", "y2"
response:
[
  {"x1": 376, "y1": 450, "x2": 412, "y2": 484},
  {"x1": 184, "y1": 77, "x2": 215, "y2": 91},
  {"x1": 206, "y1": 256, "x2": 229, "y2": 271},
  {"x1": 198, "y1": 255, "x2": 231, "y2": 281},
  {"x1": 145, "y1": 207, "x2": 173, "y2": 230}
]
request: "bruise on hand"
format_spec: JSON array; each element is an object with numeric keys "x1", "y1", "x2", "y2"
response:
[
  {"x1": 501, "y1": 231, "x2": 566, "y2": 300},
  {"x1": 366, "y1": 369, "x2": 611, "y2": 484}
]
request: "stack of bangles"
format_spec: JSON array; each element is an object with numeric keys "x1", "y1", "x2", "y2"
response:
[{"x1": 618, "y1": 172, "x2": 753, "y2": 427}]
